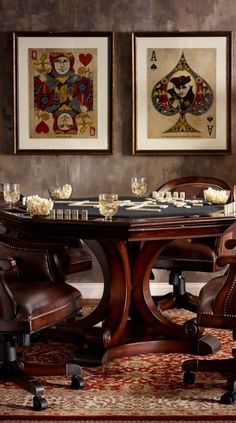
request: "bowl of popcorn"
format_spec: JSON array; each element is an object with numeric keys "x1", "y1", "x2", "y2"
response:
[
  {"x1": 48, "y1": 184, "x2": 72, "y2": 200},
  {"x1": 203, "y1": 187, "x2": 230, "y2": 205},
  {"x1": 26, "y1": 195, "x2": 54, "y2": 216}
]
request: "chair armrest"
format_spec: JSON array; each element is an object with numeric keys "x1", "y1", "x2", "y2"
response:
[
  {"x1": 217, "y1": 255, "x2": 236, "y2": 267},
  {"x1": 0, "y1": 257, "x2": 16, "y2": 271},
  {"x1": 0, "y1": 258, "x2": 18, "y2": 318},
  {"x1": 225, "y1": 239, "x2": 236, "y2": 250},
  {"x1": 215, "y1": 238, "x2": 236, "y2": 267}
]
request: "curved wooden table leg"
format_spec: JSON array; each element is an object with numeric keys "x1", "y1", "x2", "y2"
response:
[
  {"x1": 61, "y1": 240, "x2": 113, "y2": 330},
  {"x1": 99, "y1": 239, "x2": 132, "y2": 347},
  {"x1": 74, "y1": 239, "x2": 132, "y2": 365},
  {"x1": 131, "y1": 239, "x2": 220, "y2": 356},
  {"x1": 44, "y1": 239, "x2": 128, "y2": 364}
]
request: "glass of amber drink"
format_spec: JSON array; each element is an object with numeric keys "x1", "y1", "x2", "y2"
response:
[{"x1": 99, "y1": 193, "x2": 119, "y2": 222}]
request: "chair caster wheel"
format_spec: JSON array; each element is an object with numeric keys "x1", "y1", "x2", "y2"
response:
[
  {"x1": 71, "y1": 375, "x2": 86, "y2": 389},
  {"x1": 220, "y1": 392, "x2": 235, "y2": 405},
  {"x1": 33, "y1": 396, "x2": 48, "y2": 411},
  {"x1": 183, "y1": 371, "x2": 195, "y2": 384}
]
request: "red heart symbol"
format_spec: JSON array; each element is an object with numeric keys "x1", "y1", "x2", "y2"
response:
[
  {"x1": 36, "y1": 121, "x2": 49, "y2": 134},
  {"x1": 79, "y1": 53, "x2": 92, "y2": 67}
]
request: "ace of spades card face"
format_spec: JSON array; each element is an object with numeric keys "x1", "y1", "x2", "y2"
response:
[
  {"x1": 133, "y1": 33, "x2": 231, "y2": 154},
  {"x1": 148, "y1": 48, "x2": 216, "y2": 139}
]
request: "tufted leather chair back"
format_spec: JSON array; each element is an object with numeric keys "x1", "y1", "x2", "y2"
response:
[{"x1": 0, "y1": 233, "x2": 65, "y2": 284}]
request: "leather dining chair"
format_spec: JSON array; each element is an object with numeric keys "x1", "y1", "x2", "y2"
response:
[
  {"x1": 152, "y1": 176, "x2": 233, "y2": 312},
  {"x1": 182, "y1": 238, "x2": 236, "y2": 404},
  {"x1": 0, "y1": 233, "x2": 85, "y2": 411}
]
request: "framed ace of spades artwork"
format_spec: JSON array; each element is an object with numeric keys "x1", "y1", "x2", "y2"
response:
[
  {"x1": 132, "y1": 32, "x2": 232, "y2": 155},
  {"x1": 13, "y1": 32, "x2": 113, "y2": 154}
]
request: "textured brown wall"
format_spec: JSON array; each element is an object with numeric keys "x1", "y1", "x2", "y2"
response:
[{"x1": 0, "y1": 0, "x2": 235, "y2": 197}]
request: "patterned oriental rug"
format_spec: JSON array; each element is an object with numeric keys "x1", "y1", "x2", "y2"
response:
[{"x1": 1, "y1": 309, "x2": 236, "y2": 422}]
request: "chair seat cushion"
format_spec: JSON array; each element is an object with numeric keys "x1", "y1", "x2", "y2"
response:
[
  {"x1": 155, "y1": 239, "x2": 218, "y2": 272},
  {"x1": 59, "y1": 247, "x2": 92, "y2": 275},
  {"x1": 0, "y1": 281, "x2": 82, "y2": 333}
]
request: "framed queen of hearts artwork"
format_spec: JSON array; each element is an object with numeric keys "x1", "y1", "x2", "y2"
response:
[{"x1": 13, "y1": 32, "x2": 113, "y2": 154}]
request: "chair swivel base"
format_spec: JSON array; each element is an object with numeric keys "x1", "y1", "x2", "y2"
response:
[
  {"x1": 182, "y1": 357, "x2": 236, "y2": 404},
  {"x1": 153, "y1": 272, "x2": 198, "y2": 312},
  {"x1": 0, "y1": 360, "x2": 48, "y2": 411},
  {"x1": 154, "y1": 291, "x2": 198, "y2": 312},
  {"x1": 0, "y1": 359, "x2": 85, "y2": 410}
]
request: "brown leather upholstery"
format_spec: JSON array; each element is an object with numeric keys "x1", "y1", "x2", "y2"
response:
[
  {"x1": 153, "y1": 176, "x2": 233, "y2": 311},
  {"x1": 157, "y1": 239, "x2": 218, "y2": 272},
  {"x1": 182, "y1": 238, "x2": 236, "y2": 404},
  {"x1": 58, "y1": 240, "x2": 92, "y2": 275},
  {"x1": 0, "y1": 233, "x2": 85, "y2": 411}
]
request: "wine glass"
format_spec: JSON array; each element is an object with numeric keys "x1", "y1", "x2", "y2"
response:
[
  {"x1": 131, "y1": 177, "x2": 147, "y2": 197},
  {"x1": 99, "y1": 193, "x2": 119, "y2": 222},
  {"x1": 3, "y1": 183, "x2": 21, "y2": 209},
  {"x1": 233, "y1": 185, "x2": 236, "y2": 203}
]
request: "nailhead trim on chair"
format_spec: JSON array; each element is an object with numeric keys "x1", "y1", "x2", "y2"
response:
[
  {"x1": 169, "y1": 182, "x2": 224, "y2": 190},
  {"x1": 224, "y1": 273, "x2": 236, "y2": 315},
  {"x1": 201, "y1": 311, "x2": 236, "y2": 318},
  {"x1": 0, "y1": 293, "x2": 5, "y2": 319},
  {"x1": 160, "y1": 257, "x2": 215, "y2": 263}
]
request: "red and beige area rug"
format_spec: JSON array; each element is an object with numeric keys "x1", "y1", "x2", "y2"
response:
[{"x1": 1, "y1": 309, "x2": 236, "y2": 423}]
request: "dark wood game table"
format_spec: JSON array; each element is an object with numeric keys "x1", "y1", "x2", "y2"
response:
[{"x1": 0, "y1": 197, "x2": 235, "y2": 365}]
